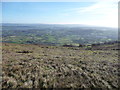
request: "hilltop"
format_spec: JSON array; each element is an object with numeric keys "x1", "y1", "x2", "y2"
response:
[{"x1": 2, "y1": 42, "x2": 119, "y2": 88}]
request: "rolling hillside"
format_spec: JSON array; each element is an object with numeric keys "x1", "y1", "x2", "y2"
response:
[{"x1": 2, "y1": 24, "x2": 118, "y2": 45}]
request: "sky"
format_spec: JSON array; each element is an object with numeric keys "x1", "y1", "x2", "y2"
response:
[{"x1": 2, "y1": 0, "x2": 118, "y2": 27}]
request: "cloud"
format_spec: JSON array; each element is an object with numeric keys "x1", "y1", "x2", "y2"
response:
[
  {"x1": 68, "y1": 1, "x2": 118, "y2": 27},
  {"x1": 75, "y1": 2, "x2": 117, "y2": 14}
]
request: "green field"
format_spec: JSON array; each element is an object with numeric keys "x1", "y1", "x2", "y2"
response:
[{"x1": 2, "y1": 24, "x2": 118, "y2": 45}]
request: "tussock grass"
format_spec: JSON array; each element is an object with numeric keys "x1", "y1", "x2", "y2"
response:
[{"x1": 2, "y1": 43, "x2": 119, "y2": 88}]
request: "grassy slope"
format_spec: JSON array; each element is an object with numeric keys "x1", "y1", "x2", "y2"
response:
[{"x1": 2, "y1": 43, "x2": 119, "y2": 88}]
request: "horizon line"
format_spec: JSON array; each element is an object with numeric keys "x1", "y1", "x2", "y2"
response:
[{"x1": 1, "y1": 23, "x2": 118, "y2": 28}]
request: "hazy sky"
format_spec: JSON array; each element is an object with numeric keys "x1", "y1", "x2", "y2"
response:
[{"x1": 2, "y1": 1, "x2": 118, "y2": 27}]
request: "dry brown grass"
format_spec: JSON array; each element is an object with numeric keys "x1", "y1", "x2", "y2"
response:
[{"x1": 2, "y1": 43, "x2": 119, "y2": 88}]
